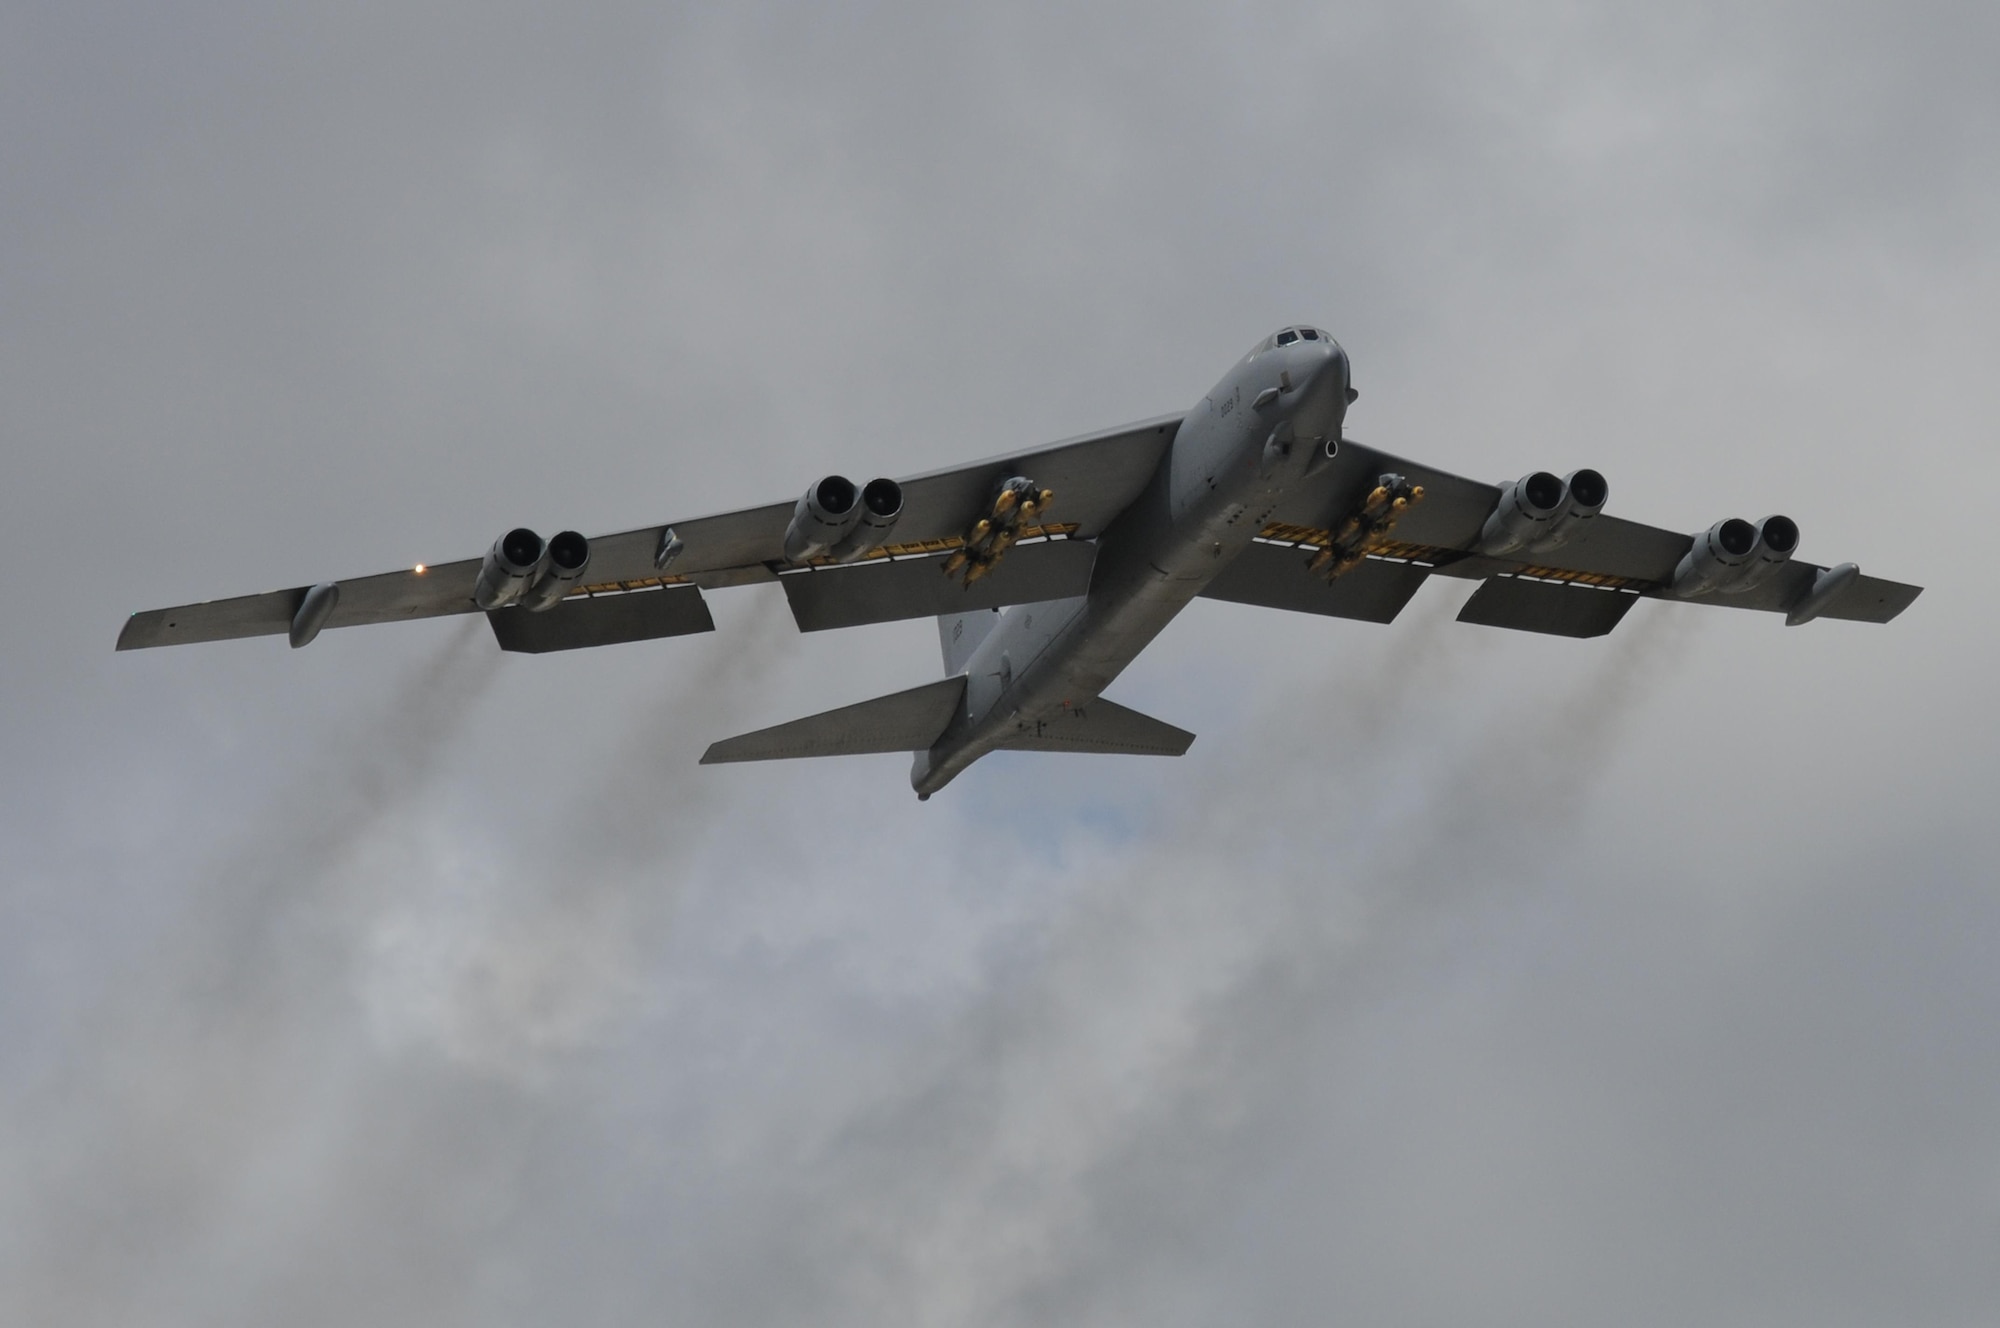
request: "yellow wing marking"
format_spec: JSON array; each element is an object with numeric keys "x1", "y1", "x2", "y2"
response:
[{"x1": 566, "y1": 523, "x2": 1084, "y2": 598}]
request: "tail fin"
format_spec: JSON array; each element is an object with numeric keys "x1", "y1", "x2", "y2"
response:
[
  {"x1": 700, "y1": 676, "x2": 966, "y2": 764},
  {"x1": 994, "y1": 698, "x2": 1194, "y2": 756},
  {"x1": 939, "y1": 608, "x2": 1000, "y2": 675}
]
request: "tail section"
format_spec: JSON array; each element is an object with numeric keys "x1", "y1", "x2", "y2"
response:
[
  {"x1": 701, "y1": 676, "x2": 966, "y2": 764},
  {"x1": 993, "y1": 698, "x2": 1195, "y2": 757},
  {"x1": 939, "y1": 608, "x2": 1000, "y2": 675}
]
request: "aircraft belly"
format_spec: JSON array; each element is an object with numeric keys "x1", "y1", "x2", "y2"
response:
[
  {"x1": 917, "y1": 359, "x2": 1320, "y2": 795},
  {"x1": 987, "y1": 481, "x2": 1268, "y2": 718}
]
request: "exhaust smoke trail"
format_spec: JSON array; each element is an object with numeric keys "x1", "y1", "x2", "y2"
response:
[
  {"x1": 367, "y1": 588, "x2": 803, "y2": 1078},
  {"x1": 772, "y1": 598, "x2": 1712, "y2": 1324},
  {"x1": 192, "y1": 618, "x2": 504, "y2": 1002},
  {"x1": 27, "y1": 596, "x2": 816, "y2": 1316},
  {"x1": 958, "y1": 602, "x2": 1715, "y2": 1319},
  {"x1": 18, "y1": 619, "x2": 507, "y2": 1323}
]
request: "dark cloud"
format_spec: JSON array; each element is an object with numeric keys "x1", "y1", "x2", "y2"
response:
[{"x1": 3, "y1": 2, "x2": 1996, "y2": 1324}]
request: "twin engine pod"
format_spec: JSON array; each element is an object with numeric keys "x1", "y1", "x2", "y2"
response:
[
  {"x1": 473, "y1": 527, "x2": 592, "y2": 612},
  {"x1": 1669, "y1": 514, "x2": 1798, "y2": 597},
  {"x1": 783, "y1": 475, "x2": 905, "y2": 563},
  {"x1": 1478, "y1": 469, "x2": 1609, "y2": 556}
]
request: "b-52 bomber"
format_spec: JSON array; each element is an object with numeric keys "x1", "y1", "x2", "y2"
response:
[{"x1": 120, "y1": 326, "x2": 1921, "y2": 799}]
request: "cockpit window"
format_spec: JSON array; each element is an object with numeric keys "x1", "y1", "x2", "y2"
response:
[
  {"x1": 1299, "y1": 328, "x2": 1319, "y2": 341},
  {"x1": 1275, "y1": 329, "x2": 1298, "y2": 346}
]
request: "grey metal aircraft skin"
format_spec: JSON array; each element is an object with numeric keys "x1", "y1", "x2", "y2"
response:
[{"x1": 118, "y1": 326, "x2": 1922, "y2": 800}]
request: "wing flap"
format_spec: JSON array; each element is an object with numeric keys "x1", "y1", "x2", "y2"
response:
[
  {"x1": 1199, "y1": 542, "x2": 1431, "y2": 623},
  {"x1": 994, "y1": 699, "x2": 1194, "y2": 756},
  {"x1": 700, "y1": 676, "x2": 967, "y2": 763},
  {"x1": 486, "y1": 586, "x2": 715, "y2": 654},
  {"x1": 782, "y1": 539, "x2": 1097, "y2": 632},
  {"x1": 1457, "y1": 576, "x2": 1640, "y2": 638}
]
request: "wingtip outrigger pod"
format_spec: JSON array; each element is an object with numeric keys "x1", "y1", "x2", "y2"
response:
[
  {"x1": 1785, "y1": 561, "x2": 1860, "y2": 626},
  {"x1": 942, "y1": 476, "x2": 1053, "y2": 588},
  {"x1": 1306, "y1": 472, "x2": 1424, "y2": 581}
]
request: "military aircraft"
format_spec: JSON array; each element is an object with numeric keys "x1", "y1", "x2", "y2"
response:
[{"x1": 119, "y1": 326, "x2": 1921, "y2": 798}]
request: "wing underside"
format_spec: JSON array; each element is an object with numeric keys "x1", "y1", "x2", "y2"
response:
[
  {"x1": 119, "y1": 411, "x2": 1918, "y2": 655},
  {"x1": 118, "y1": 416, "x2": 1180, "y2": 651},
  {"x1": 1202, "y1": 438, "x2": 1920, "y2": 633}
]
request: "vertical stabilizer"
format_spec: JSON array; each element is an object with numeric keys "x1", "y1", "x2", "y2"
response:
[{"x1": 939, "y1": 609, "x2": 1000, "y2": 675}]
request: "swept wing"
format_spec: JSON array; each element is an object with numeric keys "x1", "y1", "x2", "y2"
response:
[
  {"x1": 117, "y1": 416, "x2": 1180, "y2": 653},
  {"x1": 1201, "y1": 438, "x2": 1919, "y2": 636}
]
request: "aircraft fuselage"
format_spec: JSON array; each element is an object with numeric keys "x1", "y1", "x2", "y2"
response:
[{"x1": 913, "y1": 331, "x2": 1353, "y2": 797}]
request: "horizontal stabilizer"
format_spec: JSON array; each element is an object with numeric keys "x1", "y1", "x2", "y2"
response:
[
  {"x1": 488, "y1": 586, "x2": 715, "y2": 653},
  {"x1": 995, "y1": 698, "x2": 1194, "y2": 756},
  {"x1": 1457, "y1": 576, "x2": 1638, "y2": 638},
  {"x1": 700, "y1": 676, "x2": 967, "y2": 764}
]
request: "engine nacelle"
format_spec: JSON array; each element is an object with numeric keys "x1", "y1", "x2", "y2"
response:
[
  {"x1": 1670, "y1": 514, "x2": 1799, "y2": 597},
  {"x1": 1534, "y1": 468, "x2": 1609, "y2": 551},
  {"x1": 516, "y1": 530, "x2": 592, "y2": 612},
  {"x1": 1477, "y1": 470, "x2": 1610, "y2": 557},
  {"x1": 1476, "y1": 471, "x2": 1565, "y2": 555},
  {"x1": 473, "y1": 527, "x2": 546, "y2": 610},
  {"x1": 783, "y1": 475, "x2": 862, "y2": 563},
  {"x1": 1738, "y1": 514, "x2": 1799, "y2": 591},
  {"x1": 827, "y1": 477, "x2": 904, "y2": 562},
  {"x1": 1668, "y1": 517, "x2": 1758, "y2": 596}
]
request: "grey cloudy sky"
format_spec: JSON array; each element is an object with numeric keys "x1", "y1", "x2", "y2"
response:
[{"x1": 4, "y1": 1, "x2": 1997, "y2": 1324}]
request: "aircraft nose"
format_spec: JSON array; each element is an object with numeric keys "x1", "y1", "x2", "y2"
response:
[{"x1": 1293, "y1": 341, "x2": 1350, "y2": 431}]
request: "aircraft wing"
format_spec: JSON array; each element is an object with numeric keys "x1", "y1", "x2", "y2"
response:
[
  {"x1": 1203, "y1": 438, "x2": 1921, "y2": 636},
  {"x1": 116, "y1": 415, "x2": 1181, "y2": 653}
]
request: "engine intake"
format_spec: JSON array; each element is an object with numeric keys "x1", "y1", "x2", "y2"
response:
[
  {"x1": 827, "y1": 477, "x2": 905, "y2": 562},
  {"x1": 783, "y1": 475, "x2": 862, "y2": 563},
  {"x1": 1562, "y1": 468, "x2": 1609, "y2": 519},
  {"x1": 516, "y1": 530, "x2": 592, "y2": 612},
  {"x1": 474, "y1": 527, "x2": 546, "y2": 610},
  {"x1": 1670, "y1": 515, "x2": 1797, "y2": 597},
  {"x1": 1477, "y1": 471, "x2": 1565, "y2": 555},
  {"x1": 1478, "y1": 469, "x2": 1609, "y2": 556},
  {"x1": 1747, "y1": 514, "x2": 1799, "y2": 589}
]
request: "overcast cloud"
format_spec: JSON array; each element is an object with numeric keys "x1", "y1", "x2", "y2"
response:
[{"x1": 3, "y1": 2, "x2": 1997, "y2": 1324}]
